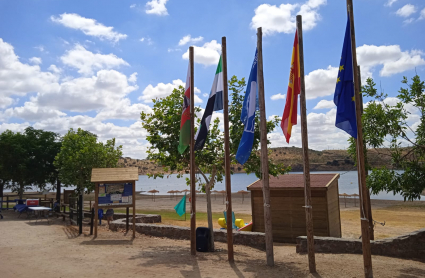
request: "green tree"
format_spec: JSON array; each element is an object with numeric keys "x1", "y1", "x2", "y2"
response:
[
  {"x1": 141, "y1": 75, "x2": 289, "y2": 250},
  {"x1": 0, "y1": 127, "x2": 63, "y2": 199},
  {"x1": 24, "y1": 127, "x2": 62, "y2": 193},
  {"x1": 54, "y1": 128, "x2": 123, "y2": 194},
  {"x1": 348, "y1": 75, "x2": 425, "y2": 201},
  {"x1": 0, "y1": 130, "x2": 32, "y2": 199}
]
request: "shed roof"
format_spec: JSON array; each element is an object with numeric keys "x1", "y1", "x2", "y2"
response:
[
  {"x1": 91, "y1": 167, "x2": 139, "y2": 182},
  {"x1": 247, "y1": 173, "x2": 339, "y2": 190}
]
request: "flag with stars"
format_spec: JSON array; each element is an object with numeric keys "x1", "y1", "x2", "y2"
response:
[{"x1": 334, "y1": 16, "x2": 358, "y2": 139}]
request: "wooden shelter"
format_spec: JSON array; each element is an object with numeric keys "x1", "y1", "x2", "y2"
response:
[
  {"x1": 247, "y1": 173, "x2": 341, "y2": 243},
  {"x1": 91, "y1": 167, "x2": 139, "y2": 238}
]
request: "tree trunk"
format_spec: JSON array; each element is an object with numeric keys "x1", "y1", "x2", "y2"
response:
[
  {"x1": 0, "y1": 182, "x2": 4, "y2": 198},
  {"x1": 205, "y1": 182, "x2": 215, "y2": 251},
  {"x1": 56, "y1": 179, "x2": 61, "y2": 204},
  {"x1": 18, "y1": 182, "x2": 24, "y2": 199}
]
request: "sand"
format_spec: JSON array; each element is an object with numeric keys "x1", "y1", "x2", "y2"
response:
[{"x1": 1, "y1": 210, "x2": 425, "y2": 278}]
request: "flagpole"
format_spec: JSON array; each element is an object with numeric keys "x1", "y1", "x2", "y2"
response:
[
  {"x1": 346, "y1": 0, "x2": 373, "y2": 277},
  {"x1": 185, "y1": 192, "x2": 187, "y2": 221},
  {"x1": 221, "y1": 36, "x2": 234, "y2": 263},
  {"x1": 358, "y1": 65, "x2": 374, "y2": 240},
  {"x1": 257, "y1": 27, "x2": 274, "y2": 267},
  {"x1": 189, "y1": 46, "x2": 197, "y2": 256},
  {"x1": 296, "y1": 15, "x2": 316, "y2": 274}
]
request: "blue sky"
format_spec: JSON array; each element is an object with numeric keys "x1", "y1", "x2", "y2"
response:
[{"x1": 0, "y1": 0, "x2": 424, "y2": 158}]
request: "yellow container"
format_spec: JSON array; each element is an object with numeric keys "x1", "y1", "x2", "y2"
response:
[
  {"x1": 235, "y1": 219, "x2": 245, "y2": 228},
  {"x1": 218, "y1": 218, "x2": 227, "y2": 228}
]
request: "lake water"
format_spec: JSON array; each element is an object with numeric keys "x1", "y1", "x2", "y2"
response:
[
  {"x1": 136, "y1": 171, "x2": 406, "y2": 201},
  {"x1": 6, "y1": 171, "x2": 410, "y2": 201}
]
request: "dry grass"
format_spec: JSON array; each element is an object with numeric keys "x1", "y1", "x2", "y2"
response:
[{"x1": 341, "y1": 203, "x2": 425, "y2": 239}]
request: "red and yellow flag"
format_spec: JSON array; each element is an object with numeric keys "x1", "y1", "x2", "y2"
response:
[{"x1": 281, "y1": 30, "x2": 300, "y2": 143}]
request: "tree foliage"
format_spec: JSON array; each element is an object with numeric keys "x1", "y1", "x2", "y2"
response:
[
  {"x1": 140, "y1": 75, "x2": 290, "y2": 190},
  {"x1": 0, "y1": 127, "x2": 61, "y2": 198},
  {"x1": 348, "y1": 75, "x2": 425, "y2": 200},
  {"x1": 54, "y1": 128, "x2": 123, "y2": 193}
]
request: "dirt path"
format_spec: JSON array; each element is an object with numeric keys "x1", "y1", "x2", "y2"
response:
[{"x1": 1, "y1": 210, "x2": 424, "y2": 278}]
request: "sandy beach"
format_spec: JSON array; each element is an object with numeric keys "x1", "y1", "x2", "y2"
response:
[
  {"x1": 1, "y1": 209, "x2": 425, "y2": 278},
  {"x1": 1, "y1": 191, "x2": 424, "y2": 277}
]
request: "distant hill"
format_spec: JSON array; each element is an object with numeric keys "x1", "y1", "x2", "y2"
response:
[{"x1": 118, "y1": 147, "x2": 393, "y2": 175}]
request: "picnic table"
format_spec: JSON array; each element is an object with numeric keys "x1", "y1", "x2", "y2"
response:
[{"x1": 27, "y1": 206, "x2": 52, "y2": 223}]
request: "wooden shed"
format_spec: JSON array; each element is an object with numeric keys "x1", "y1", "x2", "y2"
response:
[{"x1": 247, "y1": 173, "x2": 341, "y2": 243}]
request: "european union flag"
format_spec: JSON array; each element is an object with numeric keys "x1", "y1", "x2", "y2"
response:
[
  {"x1": 236, "y1": 49, "x2": 258, "y2": 165},
  {"x1": 334, "y1": 16, "x2": 358, "y2": 139}
]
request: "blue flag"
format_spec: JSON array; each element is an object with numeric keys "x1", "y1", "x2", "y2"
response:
[
  {"x1": 236, "y1": 49, "x2": 258, "y2": 165},
  {"x1": 334, "y1": 16, "x2": 358, "y2": 139},
  {"x1": 174, "y1": 195, "x2": 186, "y2": 217}
]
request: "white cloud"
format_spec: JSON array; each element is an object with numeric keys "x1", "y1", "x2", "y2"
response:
[
  {"x1": 313, "y1": 99, "x2": 335, "y2": 110},
  {"x1": 268, "y1": 108, "x2": 353, "y2": 150},
  {"x1": 385, "y1": 0, "x2": 398, "y2": 7},
  {"x1": 0, "y1": 39, "x2": 152, "y2": 159},
  {"x1": 128, "y1": 72, "x2": 138, "y2": 83},
  {"x1": 140, "y1": 37, "x2": 153, "y2": 45},
  {"x1": 357, "y1": 44, "x2": 425, "y2": 77},
  {"x1": 0, "y1": 122, "x2": 29, "y2": 134},
  {"x1": 34, "y1": 45, "x2": 46, "y2": 52},
  {"x1": 250, "y1": 0, "x2": 327, "y2": 36},
  {"x1": 146, "y1": 0, "x2": 169, "y2": 16},
  {"x1": 305, "y1": 66, "x2": 338, "y2": 99},
  {"x1": 270, "y1": 93, "x2": 286, "y2": 100},
  {"x1": 28, "y1": 115, "x2": 150, "y2": 158},
  {"x1": 48, "y1": 65, "x2": 62, "y2": 74},
  {"x1": 35, "y1": 70, "x2": 138, "y2": 112},
  {"x1": 60, "y1": 44, "x2": 129, "y2": 75},
  {"x1": 182, "y1": 40, "x2": 221, "y2": 66},
  {"x1": 396, "y1": 4, "x2": 417, "y2": 18},
  {"x1": 275, "y1": 44, "x2": 425, "y2": 101},
  {"x1": 29, "y1": 57, "x2": 42, "y2": 65},
  {"x1": 140, "y1": 79, "x2": 202, "y2": 103},
  {"x1": 0, "y1": 97, "x2": 14, "y2": 109},
  {"x1": 1, "y1": 101, "x2": 66, "y2": 122},
  {"x1": 0, "y1": 39, "x2": 59, "y2": 99},
  {"x1": 419, "y1": 8, "x2": 425, "y2": 20},
  {"x1": 130, "y1": 4, "x2": 136, "y2": 9},
  {"x1": 95, "y1": 99, "x2": 152, "y2": 121},
  {"x1": 403, "y1": 18, "x2": 415, "y2": 24},
  {"x1": 178, "y1": 35, "x2": 204, "y2": 46},
  {"x1": 51, "y1": 13, "x2": 127, "y2": 42}
]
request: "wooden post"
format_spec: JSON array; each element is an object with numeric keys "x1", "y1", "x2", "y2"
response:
[
  {"x1": 90, "y1": 200, "x2": 92, "y2": 211},
  {"x1": 358, "y1": 65, "x2": 374, "y2": 240},
  {"x1": 78, "y1": 193, "x2": 83, "y2": 234},
  {"x1": 126, "y1": 207, "x2": 129, "y2": 232},
  {"x1": 297, "y1": 15, "x2": 316, "y2": 273},
  {"x1": 347, "y1": 1, "x2": 373, "y2": 277},
  {"x1": 94, "y1": 183, "x2": 98, "y2": 237},
  {"x1": 189, "y1": 46, "x2": 197, "y2": 256},
  {"x1": 257, "y1": 27, "x2": 274, "y2": 267},
  {"x1": 6, "y1": 196, "x2": 9, "y2": 210},
  {"x1": 90, "y1": 207, "x2": 94, "y2": 235},
  {"x1": 222, "y1": 36, "x2": 234, "y2": 262},
  {"x1": 132, "y1": 181, "x2": 136, "y2": 238}
]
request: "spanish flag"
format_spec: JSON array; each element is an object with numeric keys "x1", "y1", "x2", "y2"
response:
[{"x1": 281, "y1": 30, "x2": 300, "y2": 143}]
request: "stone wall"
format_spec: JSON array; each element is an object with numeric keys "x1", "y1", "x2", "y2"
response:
[
  {"x1": 109, "y1": 218, "x2": 266, "y2": 250},
  {"x1": 296, "y1": 228, "x2": 425, "y2": 260}
]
